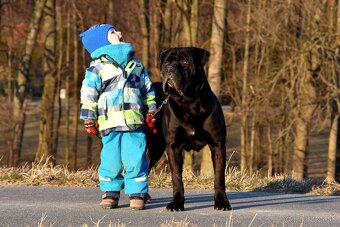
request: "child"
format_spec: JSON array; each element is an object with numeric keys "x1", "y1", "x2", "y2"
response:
[{"x1": 79, "y1": 24, "x2": 157, "y2": 210}]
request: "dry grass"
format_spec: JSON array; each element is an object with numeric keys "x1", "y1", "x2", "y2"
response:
[
  {"x1": 0, "y1": 157, "x2": 339, "y2": 196},
  {"x1": 160, "y1": 217, "x2": 193, "y2": 227},
  {"x1": 0, "y1": 157, "x2": 98, "y2": 187}
]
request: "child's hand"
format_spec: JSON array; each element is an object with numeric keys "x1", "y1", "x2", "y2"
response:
[
  {"x1": 145, "y1": 112, "x2": 157, "y2": 134},
  {"x1": 84, "y1": 120, "x2": 99, "y2": 136}
]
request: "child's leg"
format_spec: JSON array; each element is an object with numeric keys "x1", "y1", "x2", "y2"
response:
[
  {"x1": 121, "y1": 130, "x2": 148, "y2": 194},
  {"x1": 98, "y1": 131, "x2": 124, "y2": 192}
]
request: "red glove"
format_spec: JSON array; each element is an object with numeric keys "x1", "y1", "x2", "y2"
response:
[
  {"x1": 84, "y1": 120, "x2": 99, "y2": 136},
  {"x1": 145, "y1": 112, "x2": 157, "y2": 134}
]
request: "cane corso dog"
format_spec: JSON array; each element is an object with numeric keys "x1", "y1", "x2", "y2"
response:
[{"x1": 158, "y1": 47, "x2": 232, "y2": 211}]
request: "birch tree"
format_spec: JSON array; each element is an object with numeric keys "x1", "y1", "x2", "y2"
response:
[
  {"x1": 201, "y1": 0, "x2": 227, "y2": 174},
  {"x1": 12, "y1": 0, "x2": 46, "y2": 166},
  {"x1": 292, "y1": 2, "x2": 320, "y2": 180},
  {"x1": 240, "y1": 0, "x2": 251, "y2": 172},
  {"x1": 36, "y1": 0, "x2": 57, "y2": 163},
  {"x1": 327, "y1": 0, "x2": 340, "y2": 183},
  {"x1": 208, "y1": 0, "x2": 227, "y2": 97}
]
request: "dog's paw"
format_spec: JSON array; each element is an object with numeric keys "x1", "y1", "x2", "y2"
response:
[
  {"x1": 166, "y1": 201, "x2": 184, "y2": 211},
  {"x1": 214, "y1": 199, "x2": 232, "y2": 211}
]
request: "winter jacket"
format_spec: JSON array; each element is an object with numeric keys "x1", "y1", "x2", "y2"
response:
[{"x1": 80, "y1": 43, "x2": 156, "y2": 136}]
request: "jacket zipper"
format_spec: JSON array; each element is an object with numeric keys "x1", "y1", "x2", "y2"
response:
[{"x1": 102, "y1": 55, "x2": 135, "y2": 128}]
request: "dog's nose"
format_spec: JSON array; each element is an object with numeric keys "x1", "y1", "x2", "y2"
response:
[{"x1": 166, "y1": 66, "x2": 174, "y2": 74}]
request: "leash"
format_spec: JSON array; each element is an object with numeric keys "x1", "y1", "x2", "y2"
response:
[
  {"x1": 146, "y1": 94, "x2": 170, "y2": 121},
  {"x1": 153, "y1": 94, "x2": 170, "y2": 116}
]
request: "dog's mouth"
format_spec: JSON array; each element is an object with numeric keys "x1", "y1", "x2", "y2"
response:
[
  {"x1": 166, "y1": 77, "x2": 175, "y2": 89},
  {"x1": 163, "y1": 76, "x2": 184, "y2": 97}
]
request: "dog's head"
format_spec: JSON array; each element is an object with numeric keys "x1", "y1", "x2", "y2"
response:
[{"x1": 159, "y1": 47, "x2": 210, "y2": 99}]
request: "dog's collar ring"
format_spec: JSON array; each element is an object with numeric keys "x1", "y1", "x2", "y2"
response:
[{"x1": 191, "y1": 128, "x2": 195, "y2": 136}]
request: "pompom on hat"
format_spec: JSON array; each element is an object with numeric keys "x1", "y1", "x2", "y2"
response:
[{"x1": 80, "y1": 24, "x2": 116, "y2": 54}]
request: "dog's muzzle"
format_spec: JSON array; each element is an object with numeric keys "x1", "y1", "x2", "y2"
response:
[{"x1": 162, "y1": 65, "x2": 184, "y2": 96}]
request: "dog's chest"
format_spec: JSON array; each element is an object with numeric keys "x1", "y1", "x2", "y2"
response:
[
  {"x1": 179, "y1": 99, "x2": 203, "y2": 117},
  {"x1": 180, "y1": 104, "x2": 206, "y2": 137}
]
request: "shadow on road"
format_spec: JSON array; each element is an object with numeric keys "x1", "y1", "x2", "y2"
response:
[
  {"x1": 226, "y1": 192, "x2": 340, "y2": 210},
  {"x1": 148, "y1": 191, "x2": 340, "y2": 211}
]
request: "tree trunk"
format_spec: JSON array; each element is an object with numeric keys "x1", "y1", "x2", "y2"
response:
[
  {"x1": 325, "y1": 0, "x2": 338, "y2": 183},
  {"x1": 87, "y1": 135, "x2": 93, "y2": 167},
  {"x1": 183, "y1": 150, "x2": 194, "y2": 173},
  {"x1": 240, "y1": 0, "x2": 251, "y2": 172},
  {"x1": 327, "y1": 0, "x2": 340, "y2": 183},
  {"x1": 172, "y1": 2, "x2": 182, "y2": 46},
  {"x1": 64, "y1": 0, "x2": 71, "y2": 167},
  {"x1": 12, "y1": 0, "x2": 47, "y2": 166},
  {"x1": 190, "y1": 0, "x2": 198, "y2": 45},
  {"x1": 327, "y1": 0, "x2": 336, "y2": 34},
  {"x1": 149, "y1": 0, "x2": 161, "y2": 81},
  {"x1": 179, "y1": 0, "x2": 200, "y2": 173},
  {"x1": 327, "y1": 113, "x2": 338, "y2": 183},
  {"x1": 106, "y1": 0, "x2": 114, "y2": 23},
  {"x1": 292, "y1": 3, "x2": 321, "y2": 180},
  {"x1": 249, "y1": 111, "x2": 256, "y2": 173},
  {"x1": 267, "y1": 126, "x2": 273, "y2": 177},
  {"x1": 36, "y1": 0, "x2": 57, "y2": 163},
  {"x1": 278, "y1": 0, "x2": 292, "y2": 175},
  {"x1": 138, "y1": 0, "x2": 149, "y2": 69},
  {"x1": 200, "y1": 0, "x2": 227, "y2": 174},
  {"x1": 181, "y1": 0, "x2": 191, "y2": 46},
  {"x1": 162, "y1": 0, "x2": 172, "y2": 48},
  {"x1": 52, "y1": 1, "x2": 63, "y2": 162},
  {"x1": 5, "y1": 0, "x2": 15, "y2": 166},
  {"x1": 207, "y1": 0, "x2": 227, "y2": 98},
  {"x1": 292, "y1": 117, "x2": 309, "y2": 180},
  {"x1": 71, "y1": 0, "x2": 79, "y2": 170},
  {"x1": 334, "y1": 0, "x2": 340, "y2": 183},
  {"x1": 292, "y1": 51, "x2": 318, "y2": 180},
  {"x1": 200, "y1": 146, "x2": 213, "y2": 176}
]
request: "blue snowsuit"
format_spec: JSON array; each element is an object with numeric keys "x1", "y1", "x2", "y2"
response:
[{"x1": 80, "y1": 43, "x2": 156, "y2": 194}]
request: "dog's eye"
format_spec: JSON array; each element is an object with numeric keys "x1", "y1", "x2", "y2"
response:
[{"x1": 181, "y1": 59, "x2": 189, "y2": 65}]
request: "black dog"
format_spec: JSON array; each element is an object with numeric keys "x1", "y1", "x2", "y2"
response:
[{"x1": 157, "y1": 47, "x2": 232, "y2": 211}]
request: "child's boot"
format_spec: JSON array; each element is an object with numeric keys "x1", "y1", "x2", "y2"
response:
[
  {"x1": 129, "y1": 193, "x2": 146, "y2": 210},
  {"x1": 100, "y1": 191, "x2": 120, "y2": 209}
]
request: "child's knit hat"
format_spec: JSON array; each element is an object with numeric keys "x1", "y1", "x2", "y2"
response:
[{"x1": 80, "y1": 24, "x2": 116, "y2": 54}]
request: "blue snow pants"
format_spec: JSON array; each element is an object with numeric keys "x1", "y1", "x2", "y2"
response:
[{"x1": 98, "y1": 130, "x2": 148, "y2": 194}]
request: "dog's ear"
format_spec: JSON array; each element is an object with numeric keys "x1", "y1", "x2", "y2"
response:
[
  {"x1": 191, "y1": 47, "x2": 210, "y2": 67},
  {"x1": 159, "y1": 48, "x2": 171, "y2": 69}
]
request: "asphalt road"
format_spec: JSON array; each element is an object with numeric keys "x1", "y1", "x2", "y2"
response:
[{"x1": 0, "y1": 186, "x2": 339, "y2": 227}]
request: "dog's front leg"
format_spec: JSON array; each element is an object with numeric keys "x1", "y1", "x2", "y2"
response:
[
  {"x1": 166, "y1": 144, "x2": 185, "y2": 211},
  {"x1": 210, "y1": 144, "x2": 232, "y2": 211}
]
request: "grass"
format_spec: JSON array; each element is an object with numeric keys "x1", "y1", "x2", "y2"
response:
[{"x1": 0, "y1": 157, "x2": 339, "y2": 196}]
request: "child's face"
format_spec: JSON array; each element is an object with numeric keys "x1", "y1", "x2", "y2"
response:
[{"x1": 108, "y1": 28, "x2": 124, "y2": 44}]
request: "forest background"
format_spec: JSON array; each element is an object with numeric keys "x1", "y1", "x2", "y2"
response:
[{"x1": 0, "y1": 0, "x2": 339, "y2": 183}]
